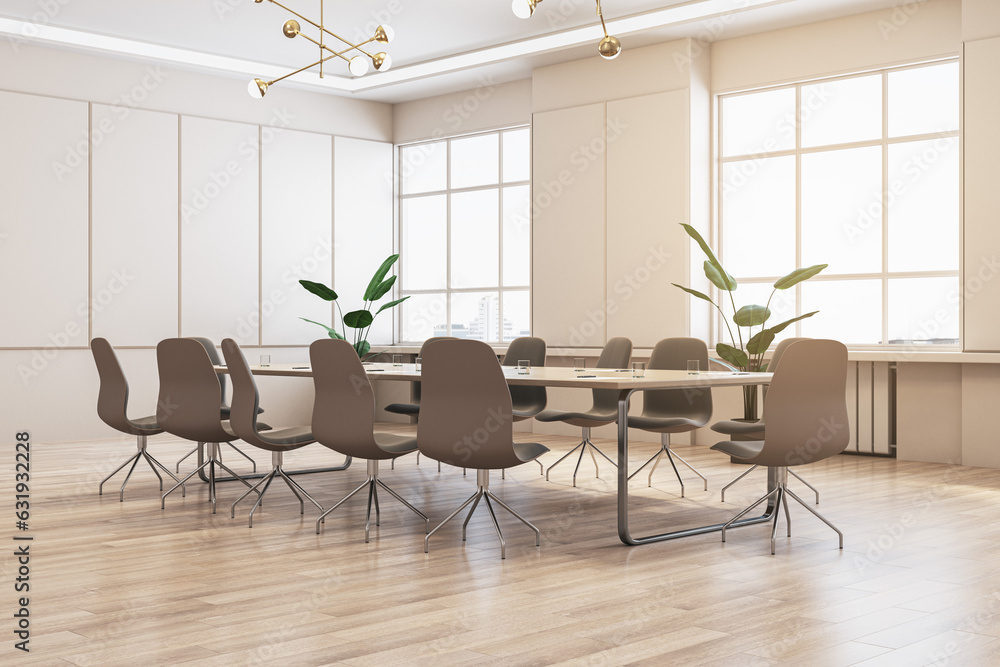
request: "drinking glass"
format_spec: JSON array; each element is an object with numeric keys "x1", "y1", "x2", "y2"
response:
[{"x1": 687, "y1": 359, "x2": 700, "y2": 374}]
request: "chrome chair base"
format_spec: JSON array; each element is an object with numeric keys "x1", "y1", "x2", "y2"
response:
[
  {"x1": 627, "y1": 434, "x2": 707, "y2": 496},
  {"x1": 316, "y1": 460, "x2": 428, "y2": 542},
  {"x1": 232, "y1": 452, "x2": 323, "y2": 527},
  {"x1": 721, "y1": 467, "x2": 842, "y2": 555},
  {"x1": 545, "y1": 427, "x2": 616, "y2": 487},
  {"x1": 175, "y1": 441, "x2": 257, "y2": 474},
  {"x1": 425, "y1": 470, "x2": 539, "y2": 559},
  {"x1": 162, "y1": 442, "x2": 256, "y2": 514},
  {"x1": 721, "y1": 464, "x2": 819, "y2": 504},
  {"x1": 100, "y1": 435, "x2": 185, "y2": 502}
]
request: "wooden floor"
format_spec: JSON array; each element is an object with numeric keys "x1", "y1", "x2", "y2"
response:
[{"x1": 9, "y1": 428, "x2": 1000, "y2": 666}]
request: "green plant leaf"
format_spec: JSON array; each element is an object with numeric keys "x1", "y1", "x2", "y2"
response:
[
  {"x1": 369, "y1": 275, "x2": 397, "y2": 301},
  {"x1": 746, "y1": 330, "x2": 775, "y2": 355},
  {"x1": 767, "y1": 310, "x2": 819, "y2": 335},
  {"x1": 733, "y1": 304, "x2": 771, "y2": 327},
  {"x1": 716, "y1": 343, "x2": 748, "y2": 369},
  {"x1": 376, "y1": 296, "x2": 410, "y2": 314},
  {"x1": 704, "y1": 260, "x2": 737, "y2": 292},
  {"x1": 773, "y1": 264, "x2": 828, "y2": 290},
  {"x1": 672, "y1": 283, "x2": 718, "y2": 307},
  {"x1": 343, "y1": 309, "x2": 374, "y2": 329},
  {"x1": 363, "y1": 254, "x2": 399, "y2": 301},
  {"x1": 681, "y1": 223, "x2": 735, "y2": 290},
  {"x1": 354, "y1": 340, "x2": 371, "y2": 358},
  {"x1": 299, "y1": 280, "x2": 338, "y2": 301},
  {"x1": 299, "y1": 317, "x2": 344, "y2": 339}
]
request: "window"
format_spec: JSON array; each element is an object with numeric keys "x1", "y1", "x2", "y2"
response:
[
  {"x1": 397, "y1": 127, "x2": 531, "y2": 343},
  {"x1": 717, "y1": 60, "x2": 960, "y2": 346}
]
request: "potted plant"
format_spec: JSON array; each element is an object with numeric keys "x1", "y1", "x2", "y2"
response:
[
  {"x1": 672, "y1": 223, "x2": 827, "y2": 421},
  {"x1": 298, "y1": 254, "x2": 409, "y2": 359}
]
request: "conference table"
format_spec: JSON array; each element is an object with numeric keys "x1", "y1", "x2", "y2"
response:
[{"x1": 219, "y1": 361, "x2": 774, "y2": 546}]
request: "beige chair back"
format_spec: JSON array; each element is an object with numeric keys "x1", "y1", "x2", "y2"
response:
[
  {"x1": 417, "y1": 339, "x2": 523, "y2": 469},
  {"x1": 592, "y1": 337, "x2": 633, "y2": 413},
  {"x1": 309, "y1": 338, "x2": 383, "y2": 458},
  {"x1": 756, "y1": 339, "x2": 850, "y2": 467},
  {"x1": 643, "y1": 337, "x2": 712, "y2": 423},
  {"x1": 156, "y1": 338, "x2": 235, "y2": 444},
  {"x1": 502, "y1": 336, "x2": 547, "y2": 417}
]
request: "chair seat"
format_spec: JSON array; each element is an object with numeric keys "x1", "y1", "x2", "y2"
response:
[
  {"x1": 219, "y1": 406, "x2": 264, "y2": 419},
  {"x1": 384, "y1": 403, "x2": 420, "y2": 416},
  {"x1": 253, "y1": 425, "x2": 314, "y2": 448},
  {"x1": 712, "y1": 419, "x2": 765, "y2": 437},
  {"x1": 627, "y1": 415, "x2": 704, "y2": 433},
  {"x1": 711, "y1": 439, "x2": 765, "y2": 461},
  {"x1": 513, "y1": 441, "x2": 548, "y2": 465},
  {"x1": 128, "y1": 415, "x2": 163, "y2": 434},
  {"x1": 534, "y1": 409, "x2": 618, "y2": 427},
  {"x1": 373, "y1": 432, "x2": 419, "y2": 458}
]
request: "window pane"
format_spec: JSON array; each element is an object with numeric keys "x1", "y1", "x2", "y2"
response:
[
  {"x1": 888, "y1": 277, "x2": 959, "y2": 345},
  {"x1": 451, "y1": 189, "x2": 499, "y2": 289},
  {"x1": 801, "y1": 280, "x2": 882, "y2": 344},
  {"x1": 887, "y1": 137, "x2": 959, "y2": 272},
  {"x1": 502, "y1": 129, "x2": 530, "y2": 183},
  {"x1": 726, "y1": 281, "x2": 798, "y2": 349},
  {"x1": 889, "y1": 63, "x2": 959, "y2": 138},
  {"x1": 721, "y1": 88, "x2": 796, "y2": 157},
  {"x1": 801, "y1": 146, "x2": 882, "y2": 273},
  {"x1": 400, "y1": 292, "x2": 447, "y2": 342},
  {"x1": 722, "y1": 156, "x2": 795, "y2": 277},
  {"x1": 502, "y1": 186, "x2": 530, "y2": 287},
  {"x1": 401, "y1": 195, "x2": 447, "y2": 290},
  {"x1": 400, "y1": 142, "x2": 446, "y2": 194},
  {"x1": 502, "y1": 290, "x2": 530, "y2": 342},
  {"x1": 452, "y1": 292, "x2": 499, "y2": 341},
  {"x1": 451, "y1": 134, "x2": 499, "y2": 189},
  {"x1": 801, "y1": 75, "x2": 881, "y2": 148}
]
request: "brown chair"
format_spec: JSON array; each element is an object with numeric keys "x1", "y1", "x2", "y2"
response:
[
  {"x1": 385, "y1": 336, "x2": 456, "y2": 469},
  {"x1": 309, "y1": 339, "x2": 428, "y2": 541},
  {"x1": 712, "y1": 339, "x2": 850, "y2": 554},
  {"x1": 501, "y1": 336, "x2": 547, "y2": 475},
  {"x1": 418, "y1": 339, "x2": 549, "y2": 559},
  {"x1": 534, "y1": 337, "x2": 632, "y2": 486},
  {"x1": 626, "y1": 338, "x2": 713, "y2": 495},
  {"x1": 711, "y1": 337, "x2": 820, "y2": 504},
  {"x1": 156, "y1": 338, "x2": 259, "y2": 513},
  {"x1": 173, "y1": 337, "x2": 258, "y2": 474},
  {"x1": 91, "y1": 337, "x2": 185, "y2": 501},
  {"x1": 222, "y1": 339, "x2": 323, "y2": 527}
]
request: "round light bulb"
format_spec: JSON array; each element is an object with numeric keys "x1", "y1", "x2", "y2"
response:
[
  {"x1": 374, "y1": 24, "x2": 394, "y2": 44},
  {"x1": 248, "y1": 78, "x2": 268, "y2": 98},
  {"x1": 349, "y1": 55, "x2": 370, "y2": 76},
  {"x1": 598, "y1": 35, "x2": 621, "y2": 60},
  {"x1": 512, "y1": 0, "x2": 535, "y2": 19},
  {"x1": 372, "y1": 52, "x2": 392, "y2": 71},
  {"x1": 282, "y1": 19, "x2": 300, "y2": 38}
]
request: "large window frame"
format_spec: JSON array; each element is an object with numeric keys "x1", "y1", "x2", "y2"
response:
[
  {"x1": 715, "y1": 58, "x2": 960, "y2": 349},
  {"x1": 396, "y1": 125, "x2": 531, "y2": 344}
]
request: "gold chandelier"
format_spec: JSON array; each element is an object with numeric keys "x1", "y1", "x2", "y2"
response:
[
  {"x1": 248, "y1": 0, "x2": 395, "y2": 98},
  {"x1": 512, "y1": 0, "x2": 621, "y2": 60}
]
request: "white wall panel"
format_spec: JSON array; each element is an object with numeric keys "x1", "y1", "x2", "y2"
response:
[
  {"x1": 606, "y1": 91, "x2": 690, "y2": 346},
  {"x1": 261, "y1": 129, "x2": 333, "y2": 346},
  {"x1": 91, "y1": 105, "x2": 179, "y2": 346},
  {"x1": 532, "y1": 104, "x2": 607, "y2": 348},
  {"x1": 180, "y1": 116, "x2": 260, "y2": 345},
  {"x1": 0, "y1": 91, "x2": 89, "y2": 348},
  {"x1": 333, "y1": 137, "x2": 395, "y2": 346}
]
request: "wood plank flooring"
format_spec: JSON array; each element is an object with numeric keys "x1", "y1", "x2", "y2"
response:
[{"x1": 6, "y1": 428, "x2": 1000, "y2": 665}]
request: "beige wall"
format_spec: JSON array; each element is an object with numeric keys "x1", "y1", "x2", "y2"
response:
[{"x1": 392, "y1": 79, "x2": 531, "y2": 144}]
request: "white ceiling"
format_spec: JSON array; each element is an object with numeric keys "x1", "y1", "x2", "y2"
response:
[{"x1": 0, "y1": 0, "x2": 902, "y2": 103}]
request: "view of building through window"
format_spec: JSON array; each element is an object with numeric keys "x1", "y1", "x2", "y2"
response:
[
  {"x1": 397, "y1": 127, "x2": 531, "y2": 343},
  {"x1": 718, "y1": 60, "x2": 960, "y2": 347}
]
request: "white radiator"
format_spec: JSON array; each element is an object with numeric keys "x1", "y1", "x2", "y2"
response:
[{"x1": 846, "y1": 361, "x2": 895, "y2": 456}]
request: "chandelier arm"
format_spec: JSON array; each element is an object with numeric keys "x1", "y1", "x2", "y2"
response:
[
  {"x1": 263, "y1": 0, "x2": 355, "y2": 49},
  {"x1": 596, "y1": 0, "x2": 610, "y2": 37},
  {"x1": 295, "y1": 31, "x2": 357, "y2": 63},
  {"x1": 269, "y1": 52, "x2": 343, "y2": 86}
]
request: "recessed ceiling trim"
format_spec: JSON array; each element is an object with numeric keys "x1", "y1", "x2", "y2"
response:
[{"x1": 0, "y1": 0, "x2": 790, "y2": 96}]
